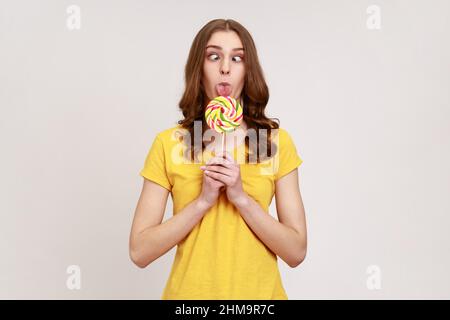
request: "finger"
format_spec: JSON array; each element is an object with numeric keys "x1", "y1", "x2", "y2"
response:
[
  {"x1": 207, "y1": 153, "x2": 230, "y2": 162},
  {"x1": 221, "y1": 151, "x2": 236, "y2": 164},
  {"x1": 202, "y1": 161, "x2": 233, "y2": 171},
  {"x1": 210, "y1": 155, "x2": 234, "y2": 165},
  {"x1": 204, "y1": 170, "x2": 231, "y2": 185},
  {"x1": 207, "y1": 156, "x2": 225, "y2": 165},
  {"x1": 201, "y1": 165, "x2": 233, "y2": 176},
  {"x1": 205, "y1": 173, "x2": 225, "y2": 186},
  {"x1": 222, "y1": 151, "x2": 233, "y2": 160},
  {"x1": 206, "y1": 157, "x2": 234, "y2": 169}
]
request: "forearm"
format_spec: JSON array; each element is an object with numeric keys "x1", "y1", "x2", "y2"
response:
[
  {"x1": 131, "y1": 198, "x2": 211, "y2": 267},
  {"x1": 233, "y1": 194, "x2": 306, "y2": 267}
]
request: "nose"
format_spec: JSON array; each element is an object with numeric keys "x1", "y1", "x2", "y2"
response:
[{"x1": 220, "y1": 60, "x2": 230, "y2": 75}]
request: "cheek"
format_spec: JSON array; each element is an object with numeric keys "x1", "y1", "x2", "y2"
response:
[
  {"x1": 236, "y1": 71, "x2": 246, "y2": 87},
  {"x1": 203, "y1": 64, "x2": 216, "y2": 83},
  {"x1": 236, "y1": 66, "x2": 245, "y2": 80}
]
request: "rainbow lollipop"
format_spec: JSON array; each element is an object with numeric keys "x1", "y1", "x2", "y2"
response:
[{"x1": 205, "y1": 96, "x2": 243, "y2": 156}]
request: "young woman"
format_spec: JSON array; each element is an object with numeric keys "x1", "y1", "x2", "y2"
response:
[{"x1": 129, "y1": 19, "x2": 307, "y2": 300}]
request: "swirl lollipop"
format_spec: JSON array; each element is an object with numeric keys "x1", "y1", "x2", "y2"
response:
[{"x1": 205, "y1": 95, "x2": 243, "y2": 157}]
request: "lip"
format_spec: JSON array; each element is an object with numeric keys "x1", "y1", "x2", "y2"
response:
[{"x1": 215, "y1": 82, "x2": 233, "y2": 97}]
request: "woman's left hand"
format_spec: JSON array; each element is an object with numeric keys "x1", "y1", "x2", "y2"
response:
[{"x1": 200, "y1": 151, "x2": 246, "y2": 205}]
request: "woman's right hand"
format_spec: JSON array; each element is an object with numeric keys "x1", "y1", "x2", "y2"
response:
[{"x1": 198, "y1": 166, "x2": 226, "y2": 209}]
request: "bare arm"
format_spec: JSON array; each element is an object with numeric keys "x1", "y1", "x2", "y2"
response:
[
  {"x1": 232, "y1": 169, "x2": 307, "y2": 268},
  {"x1": 129, "y1": 178, "x2": 212, "y2": 268}
]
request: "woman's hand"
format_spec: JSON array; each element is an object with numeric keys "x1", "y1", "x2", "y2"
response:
[
  {"x1": 198, "y1": 159, "x2": 226, "y2": 209},
  {"x1": 200, "y1": 151, "x2": 247, "y2": 205}
]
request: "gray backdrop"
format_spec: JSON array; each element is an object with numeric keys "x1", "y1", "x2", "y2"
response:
[{"x1": 1, "y1": 0, "x2": 449, "y2": 299}]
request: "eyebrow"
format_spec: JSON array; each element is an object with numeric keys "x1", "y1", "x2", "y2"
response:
[{"x1": 205, "y1": 45, "x2": 244, "y2": 52}]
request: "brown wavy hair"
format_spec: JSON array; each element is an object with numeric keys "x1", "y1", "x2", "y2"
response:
[{"x1": 177, "y1": 18, "x2": 280, "y2": 163}]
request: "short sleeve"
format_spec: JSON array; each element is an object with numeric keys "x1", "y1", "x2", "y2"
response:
[
  {"x1": 140, "y1": 134, "x2": 172, "y2": 191},
  {"x1": 273, "y1": 129, "x2": 303, "y2": 181}
]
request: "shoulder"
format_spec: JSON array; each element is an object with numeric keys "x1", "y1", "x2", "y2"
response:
[
  {"x1": 273, "y1": 127, "x2": 294, "y2": 145},
  {"x1": 276, "y1": 127, "x2": 289, "y2": 137},
  {"x1": 272, "y1": 127, "x2": 301, "y2": 159},
  {"x1": 155, "y1": 124, "x2": 185, "y2": 144}
]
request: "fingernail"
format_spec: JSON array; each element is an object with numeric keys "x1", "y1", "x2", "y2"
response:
[{"x1": 200, "y1": 166, "x2": 205, "y2": 169}]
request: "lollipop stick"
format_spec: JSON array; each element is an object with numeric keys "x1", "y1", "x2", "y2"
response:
[{"x1": 221, "y1": 132, "x2": 226, "y2": 158}]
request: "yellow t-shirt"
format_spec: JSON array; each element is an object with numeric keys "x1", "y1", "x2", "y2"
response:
[{"x1": 139, "y1": 124, "x2": 303, "y2": 299}]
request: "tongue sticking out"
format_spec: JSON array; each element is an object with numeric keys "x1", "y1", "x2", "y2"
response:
[{"x1": 216, "y1": 84, "x2": 232, "y2": 97}]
